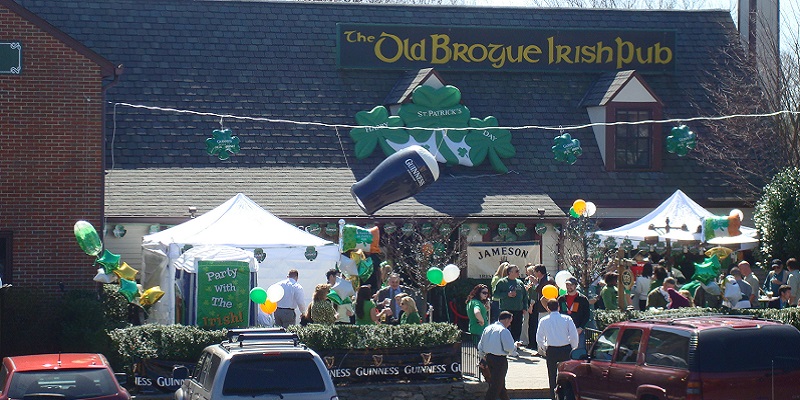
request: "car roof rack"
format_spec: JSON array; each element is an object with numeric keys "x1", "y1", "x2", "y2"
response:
[
  {"x1": 226, "y1": 327, "x2": 286, "y2": 341},
  {"x1": 633, "y1": 314, "x2": 778, "y2": 329},
  {"x1": 220, "y1": 330, "x2": 302, "y2": 351}
]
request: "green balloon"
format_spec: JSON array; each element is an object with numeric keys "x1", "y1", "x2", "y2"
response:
[
  {"x1": 569, "y1": 207, "x2": 580, "y2": 218},
  {"x1": 250, "y1": 287, "x2": 268, "y2": 304},
  {"x1": 427, "y1": 267, "x2": 444, "y2": 285},
  {"x1": 74, "y1": 220, "x2": 103, "y2": 256}
]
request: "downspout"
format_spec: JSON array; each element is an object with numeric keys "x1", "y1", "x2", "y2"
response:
[{"x1": 101, "y1": 64, "x2": 124, "y2": 237}]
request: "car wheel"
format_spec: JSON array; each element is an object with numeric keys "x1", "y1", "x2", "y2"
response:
[{"x1": 556, "y1": 383, "x2": 576, "y2": 400}]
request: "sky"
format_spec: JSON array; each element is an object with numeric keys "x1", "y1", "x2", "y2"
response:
[{"x1": 475, "y1": 0, "x2": 799, "y2": 51}]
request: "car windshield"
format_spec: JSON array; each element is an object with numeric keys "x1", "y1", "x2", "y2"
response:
[
  {"x1": 7, "y1": 368, "x2": 119, "y2": 399},
  {"x1": 222, "y1": 355, "x2": 326, "y2": 395},
  {"x1": 696, "y1": 325, "x2": 800, "y2": 372}
]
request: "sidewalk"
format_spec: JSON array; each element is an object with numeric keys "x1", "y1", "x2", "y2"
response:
[{"x1": 504, "y1": 345, "x2": 552, "y2": 399}]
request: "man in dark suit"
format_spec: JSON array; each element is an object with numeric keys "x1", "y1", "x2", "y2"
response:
[
  {"x1": 376, "y1": 273, "x2": 424, "y2": 323},
  {"x1": 768, "y1": 285, "x2": 793, "y2": 309}
]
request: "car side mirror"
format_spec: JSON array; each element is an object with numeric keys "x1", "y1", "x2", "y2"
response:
[
  {"x1": 114, "y1": 372, "x2": 127, "y2": 386},
  {"x1": 173, "y1": 365, "x2": 189, "y2": 380},
  {"x1": 570, "y1": 348, "x2": 589, "y2": 360}
]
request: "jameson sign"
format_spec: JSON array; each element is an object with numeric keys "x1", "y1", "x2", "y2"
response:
[
  {"x1": 337, "y1": 24, "x2": 675, "y2": 72},
  {"x1": 467, "y1": 241, "x2": 540, "y2": 279},
  {"x1": 196, "y1": 260, "x2": 250, "y2": 329}
]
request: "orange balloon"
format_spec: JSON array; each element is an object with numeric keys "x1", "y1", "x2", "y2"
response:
[
  {"x1": 542, "y1": 284, "x2": 559, "y2": 300},
  {"x1": 439, "y1": 280, "x2": 447, "y2": 287},
  {"x1": 260, "y1": 300, "x2": 278, "y2": 314},
  {"x1": 572, "y1": 199, "x2": 587, "y2": 215}
]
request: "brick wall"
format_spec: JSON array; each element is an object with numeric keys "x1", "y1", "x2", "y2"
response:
[{"x1": 0, "y1": 7, "x2": 105, "y2": 293}]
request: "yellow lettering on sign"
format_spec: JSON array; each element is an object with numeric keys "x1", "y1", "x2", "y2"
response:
[
  {"x1": 375, "y1": 32, "x2": 403, "y2": 63},
  {"x1": 431, "y1": 34, "x2": 451, "y2": 64}
]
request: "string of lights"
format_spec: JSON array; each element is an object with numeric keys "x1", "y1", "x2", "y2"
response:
[{"x1": 111, "y1": 102, "x2": 800, "y2": 132}]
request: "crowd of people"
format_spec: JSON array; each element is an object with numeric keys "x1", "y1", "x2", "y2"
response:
[
  {"x1": 259, "y1": 267, "x2": 424, "y2": 328},
  {"x1": 474, "y1": 257, "x2": 800, "y2": 400}
]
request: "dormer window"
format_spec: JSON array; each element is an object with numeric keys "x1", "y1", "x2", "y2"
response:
[{"x1": 581, "y1": 70, "x2": 664, "y2": 171}]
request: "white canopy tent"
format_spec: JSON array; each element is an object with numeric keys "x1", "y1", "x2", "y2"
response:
[
  {"x1": 141, "y1": 193, "x2": 340, "y2": 324},
  {"x1": 596, "y1": 189, "x2": 758, "y2": 247}
]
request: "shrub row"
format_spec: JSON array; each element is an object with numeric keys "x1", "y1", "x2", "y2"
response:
[{"x1": 594, "y1": 307, "x2": 800, "y2": 331}]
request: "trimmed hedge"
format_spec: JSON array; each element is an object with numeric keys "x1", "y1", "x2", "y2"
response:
[
  {"x1": 108, "y1": 322, "x2": 461, "y2": 373},
  {"x1": 594, "y1": 307, "x2": 800, "y2": 331}
]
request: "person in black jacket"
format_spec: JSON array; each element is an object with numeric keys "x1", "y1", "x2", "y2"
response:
[{"x1": 557, "y1": 277, "x2": 590, "y2": 351}]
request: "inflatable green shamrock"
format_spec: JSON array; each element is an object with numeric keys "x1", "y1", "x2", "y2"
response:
[
  {"x1": 552, "y1": 133, "x2": 582, "y2": 164},
  {"x1": 666, "y1": 125, "x2": 696, "y2": 156},
  {"x1": 206, "y1": 128, "x2": 240, "y2": 160}
]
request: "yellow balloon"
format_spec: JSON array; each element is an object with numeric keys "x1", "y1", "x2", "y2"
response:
[
  {"x1": 542, "y1": 284, "x2": 559, "y2": 300},
  {"x1": 260, "y1": 300, "x2": 278, "y2": 314},
  {"x1": 572, "y1": 199, "x2": 587, "y2": 215}
]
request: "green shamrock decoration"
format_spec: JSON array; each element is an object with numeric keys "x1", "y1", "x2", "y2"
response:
[
  {"x1": 402, "y1": 222, "x2": 415, "y2": 235},
  {"x1": 349, "y1": 106, "x2": 406, "y2": 159},
  {"x1": 477, "y1": 223, "x2": 489, "y2": 235},
  {"x1": 621, "y1": 238, "x2": 634, "y2": 252},
  {"x1": 465, "y1": 117, "x2": 516, "y2": 173},
  {"x1": 654, "y1": 241, "x2": 667, "y2": 254},
  {"x1": 305, "y1": 246, "x2": 318, "y2": 261},
  {"x1": 637, "y1": 241, "x2": 650, "y2": 251},
  {"x1": 460, "y1": 224, "x2": 471, "y2": 236},
  {"x1": 497, "y1": 223, "x2": 510, "y2": 237},
  {"x1": 421, "y1": 222, "x2": 434, "y2": 235},
  {"x1": 603, "y1": 236, "x2": 618, "y2": 249},
  {"x1": 349, "y1": 84, "x2": 516, "y2": 173},
  {"x1": 206, "y1": 128, "x2": 240, "y2": 160},
  {"x1": 325, "y1": 223, "x2": 337, "y2": 236},
  {"x1": 306, "y1": 223, "x2": 321, "y2": 236},
  {"x1": 383, "y1": 222, "x2": 397, "y2": 234},
  {"x1": 514, "y1": 223, "x2": 527, "y2": 236},
  {"x1": 552, "y1": 133, "x2": 582, "y2": 164},
  {"x1": 535, "y1": 223, "x2": 547, "y2": 235},
  {"x1": 666, "y1": 125, "x2": 696, "y2": 157},
  {"x1": 253, "y1": 248, "x2": 266, "y2": 263},
  {"x1": 439, "y1": 223, "x2": 452, "y2": 236}
]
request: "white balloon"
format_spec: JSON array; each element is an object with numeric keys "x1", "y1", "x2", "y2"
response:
[
  {"x1": 338, "y1": 254, "x2": 358, "y2": 276},
  {"x1": 93, "y1": 268, "x2": 117, "y2": 284},
  {"x1": 443, "y1": 264, "x2": 460, "y2": 283},
  {"x1": 555, "y1": 270, "x2": 574, "y2": 291},
  {"x1": 584, "y1": 202, "x2": 597, "y2": 217},
  {"x1": 729, "y1": 209, "x2": 744, "y2": 221},
  {"x1": 267, "y1": 284, "x2": 285, "y2": 303}
]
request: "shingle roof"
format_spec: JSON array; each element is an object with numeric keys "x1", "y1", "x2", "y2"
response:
[{"x1": 13, "y1": 0, "x2": 743, "y2": 218}]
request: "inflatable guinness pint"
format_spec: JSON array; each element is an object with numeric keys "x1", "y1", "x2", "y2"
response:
[{"x1": 351, "y1": 145, "x2": 440, "y2": 215}]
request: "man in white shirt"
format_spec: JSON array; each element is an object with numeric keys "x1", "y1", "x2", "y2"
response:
[
  {"x1": 274, "y1": 269, "x2": 306, "y2": 328},
  {"x1": 537, "y1": 299, "x2": 579, "y2": 400},
  {"x1": 738, "y1": 261, "x2": 760, "y2": 304},
  {"x1": 786, "y1": 258, "x2": 800, "y2": 305},
  {"x1": 478, "y1": 311, "x2": 517, "y2": 400}
]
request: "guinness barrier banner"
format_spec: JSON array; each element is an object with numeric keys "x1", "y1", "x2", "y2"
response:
[
  {"x1": 134, "y1": 359, "x2": 194, "y2": 394},
  {"x1": 467, "y1": 241, "x2": 540, "y2": 279},
  {"x1": 318, "y1": 343, "x2": 461, "y2": 384},
  {"x1": 337, "y1": 24, "x2": 676, "y2": 72}
]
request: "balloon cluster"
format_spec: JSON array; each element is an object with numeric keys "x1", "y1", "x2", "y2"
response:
[
  {"x1": 569, "y1": 199, "x2": 597, "y2": 218},
  {"x1": 542, "y1": 270, "x2": 576, "y2": 299},
  {"x1": 73, "y1": 221, "x2": 164, "y2": 307},
  {"x1": 426, "y1": 264, "x2": 461, "y2": 286},
  {"x1": 249, "y1": 283, "x2": 285, "y2": 314}
]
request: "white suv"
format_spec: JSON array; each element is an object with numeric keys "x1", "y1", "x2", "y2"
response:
[{"x1": 173, "y1": 328, "x2": 338, "y2": 400}]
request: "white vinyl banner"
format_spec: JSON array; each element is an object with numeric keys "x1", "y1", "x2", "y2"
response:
[{"x1": 467, "y1": 241, "x2": 540, "y2": 279}]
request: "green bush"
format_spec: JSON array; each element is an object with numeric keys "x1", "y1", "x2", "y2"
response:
[
  {"x1": 754, "y1": 167, "x2": 800, "y2": 262},
  {"x1": 287, "y1": 322, "x2": 461, "y2": 350},
  {"x1": 108, "y1": 324, "x2": 227, "y2": 372},
  {"x1": 594, "y1": 307, "x2": 800, "y2": 331},
  {"x1": 107, "y1": 322, "x2": 461, "y2": 373}
]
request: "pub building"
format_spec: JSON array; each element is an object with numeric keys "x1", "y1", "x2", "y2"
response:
[{"x1": 1, "y1": 0, "x2": 775, "y2": 329}]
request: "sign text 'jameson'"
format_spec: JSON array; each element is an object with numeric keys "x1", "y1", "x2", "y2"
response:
[{"x1": 337, "y1": 24, "x2": 676, "y2": 72}]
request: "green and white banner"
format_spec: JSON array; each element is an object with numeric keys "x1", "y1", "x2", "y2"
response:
[{"x1": 196, "y1": 260, "x2": 250, "y2": 329}]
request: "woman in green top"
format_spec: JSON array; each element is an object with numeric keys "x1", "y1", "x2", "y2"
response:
[
  {"x1": 309, "y1": 284, "x2": 337, "y2": 325},
  {"x1": 465, "y1": 284, "x2": 490, "y2": 338},
  {"x1": 399, "y1": 296, "x2": 421, "y2": 324},
  {"x1": 600, "y1": 272, "x2": 630, "y2": 310},
  {"x1": 355, "y1": 285, "x2": 389, "y2": 325}
]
